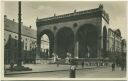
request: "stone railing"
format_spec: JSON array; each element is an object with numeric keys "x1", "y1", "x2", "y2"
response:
[
  {"x1": 38, "y1": 8, "x2": 100, "y2": 22},
  {"x1": 36, "y1": 5, "x2": 109, "y2": 26}
]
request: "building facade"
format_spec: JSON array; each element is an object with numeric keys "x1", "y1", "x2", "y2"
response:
[
  {"x1": 4, "y1": 15, "x2": 37, "y2": 64},
  {"x1": 108, "y1": 29, "x2": 122, "y2": 54},
  {"x1": 121, "y1": 39, "x2": 126, "y2": 54},
  {"x1": 36, "y1": 5, "x2": 126, "y2": 63},
  {"x1": 36, "y1": 5, "x2": 109, "y2": 60},
  {"x1": 107, "y1": 28, "x2": 125, "y2": 61}
]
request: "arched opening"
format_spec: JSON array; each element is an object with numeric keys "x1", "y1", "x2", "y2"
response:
[
  {"x1": 41, "y1": 34, "x2": 50, "y2": 58},
  {"x1": 103, "y1": 26, "x2": 107, "y2": 57},
  {"x1": 55, "y1": 27, "x2": 74, "y2": 59},
  {"x1": 76, "y1": 24, "x2": 98, "y2": 58},
  {"x1": 39, "y1": 29, "x2": 54, "y2": 58}
]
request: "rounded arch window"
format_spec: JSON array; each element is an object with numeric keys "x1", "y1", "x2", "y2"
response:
[{"x1": 41, "y1": 34, "x2": 49, "y2": 50}]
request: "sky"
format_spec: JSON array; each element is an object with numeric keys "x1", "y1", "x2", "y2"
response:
[{"x1": 4, "y1": 1, "x2": 127, "y2": 39}]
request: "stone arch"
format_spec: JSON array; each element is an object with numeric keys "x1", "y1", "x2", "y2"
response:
[
  {"x1": 103, "y1": 26, "x2": 107, "y2": 57},
  {"x1": 76, "y1": 24, "x2": 99, "y2": 58},
  {"x1": 39, "y1": 29, "x2": 54, "y2": 58},
  {"x1": 55, "y1": 27, "x2": 74, "y2": 59}
]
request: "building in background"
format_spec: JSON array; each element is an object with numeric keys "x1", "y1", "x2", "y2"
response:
[
  {"x1": 107, "y1": 28, "x2": 124, "y2": 61},
  {"x1": 121, "y1": 39, "x2": 126, "y2": 54},
  {"x1": 4, "y1": 15, "x2": 37, "y2": 64},
  {"x1": 107, "y1": 28, "x2": 126, "y2": 68}
]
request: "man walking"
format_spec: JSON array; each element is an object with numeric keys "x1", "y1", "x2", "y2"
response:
[
  {"x1": 10, "y1": 61, "x2": 14, "y2": 71},
  {"x1": 82, "y1": 60, "x2": 84, "y2": 68},
  {"x1": 112, "y1": 63, "x2": 115, "y2": 71}
]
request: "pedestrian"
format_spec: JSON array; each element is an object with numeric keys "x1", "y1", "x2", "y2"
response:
[
  {"x1": 69, "y1": 65, "x2": 76, "y2": 78},
  {"x1": 65, "y1": 57, "x2": 70, "y2": 64},
  {"x1": 52, "y1": 53, "x2": 56, "y2": 63},
  {"x1": 120, "y1": 61, "x2": 125, "y2": 71},
  {"x1": 56, "y1": 58, "x2": 59, "y2": 67},
  {"x1": 111, "y1": 63, "x2": 115, "y2": 71},
  {"x1": 57, "y1": 61, "x2": 59, "y2": 67},
  {"x1": 10, "y1": 61, "x2": 14, "y2": 71},
  {"x1": 82, "y1": 60, "x2": 84, "y2": 68},
  {"x1": 121, "y1": 64, "x2": 124, "y2": 71},
  {"x1": 121, "y1": 58, "x2": 126, "y2": 71}
]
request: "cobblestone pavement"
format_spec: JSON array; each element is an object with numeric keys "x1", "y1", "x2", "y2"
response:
[
  {"x1": 5, "y1": 66, "x2": 126, "y2": 78},
  {"x1": 5, "y1": 64, "x2": 97, "y2": 74}
]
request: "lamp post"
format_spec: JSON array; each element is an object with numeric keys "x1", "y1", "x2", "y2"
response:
[
  {"x1": 17, "y1": 1, "x2": 22, "y2": 67},
  {"x1": 15, "y1": 1, "x2": 32, "y2": 71}
]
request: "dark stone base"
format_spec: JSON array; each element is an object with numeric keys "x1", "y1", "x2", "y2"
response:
[{"x1": 9, "y1": 66, "x2": 32, "y2": 71}]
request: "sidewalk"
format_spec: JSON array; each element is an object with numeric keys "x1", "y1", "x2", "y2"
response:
[{"x1": 4, "y1": 64, "x2": 102, "y2": 75}]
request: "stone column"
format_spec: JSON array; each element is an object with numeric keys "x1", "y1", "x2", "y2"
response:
[
  {"x1": 97, "y1": 34, "x2": 102, "y2": 59},
  {"x1": 49, "y1": 41, "x2": 54, "y2": 58},
  {"x1": 74, "y1": 38, "x2": 79, "y2": 59},
  {"x1": 54, "y1": 37, "x2": 57, "y2": 56},
  {"x1": 107, "y1": 33, "x2": 109, "y2": 53},
  {"x1": 74, "y1": 36, "x2": 79, "y2": 58}
]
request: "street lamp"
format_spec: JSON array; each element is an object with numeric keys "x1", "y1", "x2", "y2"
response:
[
  {"x1": 17, "y1": 1, "x2": 22, "y2": 67},
  {"x1": 13, "y1": 1, "x2": 32, "y2": 71}
]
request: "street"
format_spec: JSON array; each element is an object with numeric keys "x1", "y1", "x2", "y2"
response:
[{"x1": 5, "y1": 67, "x2": 126, "y2": 78}]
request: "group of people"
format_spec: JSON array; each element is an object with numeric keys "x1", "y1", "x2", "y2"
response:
[
  {"x1": 52, "y1": 52, "x2": 72, "y2": 64},
  {"x1": 111, "y1": 62, "x2": 126, "y2": 71},
  {"x1": 52, "y1": 52, "x2": 126, "y2": 72}
]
